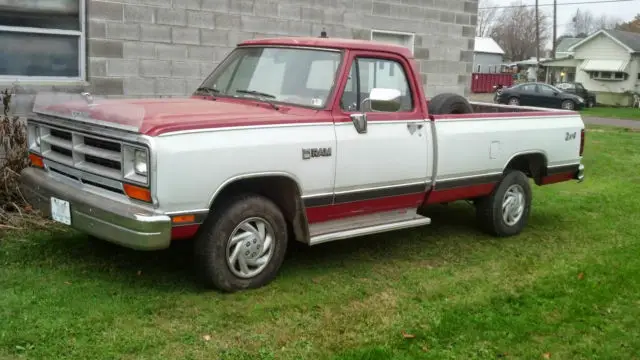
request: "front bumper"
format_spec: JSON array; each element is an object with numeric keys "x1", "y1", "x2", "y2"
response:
[{"x1": 20, "y1": 168, "x2": 172, "y2": 250}]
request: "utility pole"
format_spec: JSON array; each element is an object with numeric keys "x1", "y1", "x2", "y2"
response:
[
  {"x1": 535, "y1": 0, "x2": 540, "y2": 63},
  {"x1": 535, "y1": 0, "x2": 540, "y2": 82},
  {"x1": 552, "y1": 0, "x2": 557, "y2": 58}
]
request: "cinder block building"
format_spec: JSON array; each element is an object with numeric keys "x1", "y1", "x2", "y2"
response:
[{"x1": 1, "y1": 0, "x2": 478, "y2": 112}]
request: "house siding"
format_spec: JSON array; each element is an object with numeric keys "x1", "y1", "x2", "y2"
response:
[
  {"x1": 572, "y1": 33, "x2": 638, "y2": 105},
  {"x1": 472, "y1": 52, "x2": 503, "y2": 73}
]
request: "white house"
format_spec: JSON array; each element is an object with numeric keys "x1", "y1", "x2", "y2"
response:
[
  {"x1": 542, "y1": 29, "x2": 640, "y2": 106},
  {"x1": 473, "y1": 37, "x2": 505, "y2": 73}
]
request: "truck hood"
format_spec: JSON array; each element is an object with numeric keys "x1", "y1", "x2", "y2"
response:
[{"x1": 34, "y1": 96, "x2": 319, "y2": 136}]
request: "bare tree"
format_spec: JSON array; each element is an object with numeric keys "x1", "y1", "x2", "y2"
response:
[
  {"x1": 476, "y1": 0, "x2": 499, "y2": 37},
  {"x1": 569, "y1": 9, "x2": 621, "y2": 35},
  {"x1": 490, "y1": 1, "x2": 551, "y2": 61}
]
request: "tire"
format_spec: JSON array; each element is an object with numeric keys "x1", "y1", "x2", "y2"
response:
[
  {"x1": 508, "y1": 97, "x2": 520, "y2": 106},
  {"x1": 193, "y1": 194, "x2": 289, "y2": 292},
  {"x1": 428, "y1": 93, "x2": 473, "y2": 115},
  {"x1": 475, "y1": 170, "x2": 532, "y2": 237},
  {"x1": 562, "y1": 100, "x2": 575, "y2": 110}
]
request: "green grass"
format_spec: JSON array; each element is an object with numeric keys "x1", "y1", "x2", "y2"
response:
[
  {"x1": 2, "y1": 126, "x2": 640, "y2": 359},
  {"x1": 581, "y1": 107, "x2": 640, "y2": 120}
]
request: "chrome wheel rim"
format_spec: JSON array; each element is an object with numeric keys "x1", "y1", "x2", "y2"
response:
[
  {"x1": 509, "y1": 98, "x2": 519, "y2": 105},
  {"x1": 562, "y1": 101, "x2": 574, "y2": 110},
  {"x1": 502, "y1": 184, "x2": 526, "y2": 226},
  {"x1": 226, "y1": 217, "x2": 275, "y2": 279}
]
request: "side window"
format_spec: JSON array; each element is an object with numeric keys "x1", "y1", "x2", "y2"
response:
[
  {"x1": 538, "y1": 85, "x2": 556, "y2": 95},
  {"x1": 339, "y1": 56, "x2": 414, "y2": 112},
  {"x1": 520, "y1": 84, "x2": 535, "y2": 92}
]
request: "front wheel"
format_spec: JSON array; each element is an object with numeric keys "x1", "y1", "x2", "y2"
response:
[
  {"x1": 194, "y1": 194, "x2": 289, "y2": 292},
  {"x1": 561, "y1": 100, "x2": 576, "y2": 110},
  {"x1": 475, "y1": 170, "x2": 532, "y2": 237},
  {"x1": 508, "y1": 97, "x2": 520, "y2": 106}
]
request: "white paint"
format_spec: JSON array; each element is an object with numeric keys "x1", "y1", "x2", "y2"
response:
[
  {"x1": 433, "y1": 113, "x2": 584, "y2": 181},
  {"x1": 333, "y1": 120, "x2": 430, "y2": 193},
  {"x1": 153, "y1": 123, "x2": 337, "y2": 213}
]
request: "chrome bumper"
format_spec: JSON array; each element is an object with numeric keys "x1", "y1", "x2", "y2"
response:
[
  {"x1": 20, "y1": 168, "x2": 172, "y2": 250},
  {"x1": 575, "y1": 164, "x2": 585, "y2": 183}
]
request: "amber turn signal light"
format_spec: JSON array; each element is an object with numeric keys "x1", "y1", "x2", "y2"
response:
[
  {"x1": 29, "y1": 153, "x2": 44, "y2": 168},
  {"x1": 123, "y1": 183, "x2": 152, "y2": 203},
  {"x1": 172, "y1": 214, "x2": 196, "y2": 224}
]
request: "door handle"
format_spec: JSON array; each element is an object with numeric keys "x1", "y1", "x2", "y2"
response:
[{"x1": 406, "y1": 123, "x2": 423, "y2": 135}]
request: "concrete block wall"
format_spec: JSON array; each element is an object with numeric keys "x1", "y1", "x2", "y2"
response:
[{"x1": 87, "y1": 0, "x2": 478, "y2": 98}]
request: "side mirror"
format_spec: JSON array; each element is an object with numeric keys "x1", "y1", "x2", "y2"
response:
[
  {"x1": 368, "y1": 88, "x2": 402, "y2": 112},
  {"x1": 350, "y1": 113, "x2": 367, "y2": 134}
]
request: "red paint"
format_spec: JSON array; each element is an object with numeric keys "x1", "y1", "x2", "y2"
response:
[
  {"x1": 330, "y1": 48, "x2": 429, "y2": 123},
  {"x1": 424, "y1": 183, "x2": 497, "y2": 205},
  {"x1": 306, "y1": 193, "x2": 425, "y2": 223},
  {"x1": 41, "y1": 97, "x2": 333, "y2": 136},
  {"x1": 171, "y1": 224, "x2": 200, "y2": 240},
  {"x1": 239, "y1": 37, "x2": 414, "y2": 59},
  {"x1": 540, "y1": 172, "x2": 575, "y2": 185},
  {"x1": 470, "y1": 73, "x2": 514, "y2": 93}
]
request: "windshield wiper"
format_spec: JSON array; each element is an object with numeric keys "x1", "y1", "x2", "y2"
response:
[
  {"x1": 194, "y1": 86, "x2": 220, "y2": 98},
  {"x1": 235, "y1": 89, "x2": 280, "y2": 110}
]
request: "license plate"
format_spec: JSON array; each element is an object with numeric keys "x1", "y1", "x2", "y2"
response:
[{"x1": 50, "y1": 197, "x2": 71, "y2": 225}]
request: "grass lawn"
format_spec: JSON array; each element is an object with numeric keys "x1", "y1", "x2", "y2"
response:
[
  {"x1": 581, "y1": 106, "x2": 640, "y2": 120},
  {"x1": 2, "y1": 126, "x2": 640, "y2": 359}
]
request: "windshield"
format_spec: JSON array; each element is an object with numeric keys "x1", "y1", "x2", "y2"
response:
[{"x1": 197, "y1": 47, "x2": 342, "y2": 108}]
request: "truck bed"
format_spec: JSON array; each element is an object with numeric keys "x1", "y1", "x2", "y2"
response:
[{"x1": 431, "y1": 101, "x2": 577, "y2": 120}]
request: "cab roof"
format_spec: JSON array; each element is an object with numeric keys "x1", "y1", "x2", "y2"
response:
[{"x1": 238, "y1": 37, "x2": 414, "y2": 58}]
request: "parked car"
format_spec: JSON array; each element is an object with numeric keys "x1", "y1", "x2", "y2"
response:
[
  {"x1": 495, "y1": 82, "x2": 585, "y2": 110},
  {"x1": 555, "y1": 82, "x2": 597, "y2": 108},
  {"x1": 20, "y1": 37, "x2": 586, "y2": 292}
]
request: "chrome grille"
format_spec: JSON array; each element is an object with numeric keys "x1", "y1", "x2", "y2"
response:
[{"x1": 38, "y1": 125, "x2": 124, "y2": 180}]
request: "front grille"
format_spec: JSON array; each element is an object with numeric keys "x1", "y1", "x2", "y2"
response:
[{"x1": 38, "y1": 124, "x2": 124, "y2": 180}]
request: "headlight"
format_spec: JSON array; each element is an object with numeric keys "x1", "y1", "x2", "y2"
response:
[
  {"x1": 134, "y1": 149, "x2": 148, "y2": 176},
  {"x1": 123, "y1": 145, "x2": 149, "y2": 184},
  {"x1": 34, "y1": 126, "x2": 41, "y2": 146},
  {"x1": 577, "y1": 97, "x2": 584, "y2": 103}
]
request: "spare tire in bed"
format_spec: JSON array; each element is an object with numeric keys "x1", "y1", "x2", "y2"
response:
[{"x1": 428, "y1": 93, "x2": 473, "y2": 115}]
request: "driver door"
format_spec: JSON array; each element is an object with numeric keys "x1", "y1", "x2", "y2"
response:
[{"x1": 329, "y1": 50, "x2": 429, "y2": 220}]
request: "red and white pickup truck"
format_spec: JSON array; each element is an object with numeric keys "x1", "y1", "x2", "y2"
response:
[{"x1": 21, "y1": 37, "x2": 585, "y2": 292}]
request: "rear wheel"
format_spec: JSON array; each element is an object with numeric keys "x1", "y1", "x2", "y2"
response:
[
  {"x1": 194, "y1": 194, "x2": 289, "y2": 292},
  {"x1": 562, "y1": 100, "x2": 576, "y2": 110},
  {"x1": 508, "y1": 97, "x2": 520, "y2": 106},
  {"x1": 475, "y1": 170, "x2": 532, "y2": 237}
]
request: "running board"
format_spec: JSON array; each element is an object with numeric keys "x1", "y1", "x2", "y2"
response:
[{"x1": 308, "y1": 208, "x2": 431, "y2": 246}]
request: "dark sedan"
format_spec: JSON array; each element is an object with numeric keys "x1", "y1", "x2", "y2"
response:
[{"x1": 495, "y1": 82, "x2": 585, "y2": 110}]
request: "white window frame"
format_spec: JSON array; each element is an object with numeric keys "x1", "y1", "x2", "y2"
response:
[
  {"x1": 0, "y1": 0, "x2": 86, "y2": 83},
  {"x1": 370, "y1": 29, "x2": 416, "y2": 55}
]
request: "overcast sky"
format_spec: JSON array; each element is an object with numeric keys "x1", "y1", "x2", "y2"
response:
[{"x1": 511, "y1": 0, "x2": 638, "y2": 36}]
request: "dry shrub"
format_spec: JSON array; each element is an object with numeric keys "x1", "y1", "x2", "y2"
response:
[{"x1": 0, "y1": 89, "x2": 45, "y2": 231}]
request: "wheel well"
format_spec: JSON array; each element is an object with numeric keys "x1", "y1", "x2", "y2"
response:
[
  {"x1": 210, "y1": 176, "x2": 310, "y2": 244},
  {"x1": 505, "y1": 153, "x2": 547, "y2": 185}
]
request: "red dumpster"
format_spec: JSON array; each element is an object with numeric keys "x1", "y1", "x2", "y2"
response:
[{"x1": 471, "y1": 73, "x2": 514, "y2": 93}]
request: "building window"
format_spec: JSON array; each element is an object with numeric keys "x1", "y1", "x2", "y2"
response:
[
  {"x1": 0, "y1": 0, "x2": 85, "y2": 81},
  {"x1": 588, "y1": 71, "x2": 627, "y2": 81},
  {"x1": 371, "y1": 30, "x2": 415, "y2": 55}
]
